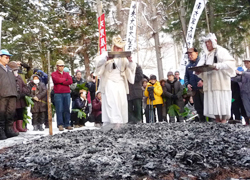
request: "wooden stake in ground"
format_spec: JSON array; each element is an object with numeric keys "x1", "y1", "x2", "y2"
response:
[{"x1": 47, "y1": 51, "x2": 53, "y2": 135}]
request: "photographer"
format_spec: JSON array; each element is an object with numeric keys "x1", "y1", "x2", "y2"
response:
[{"x1": 144, "y1": 75, "x2": 163, "y2": 123}]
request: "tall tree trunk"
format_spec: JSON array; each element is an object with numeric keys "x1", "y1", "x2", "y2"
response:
[
  {"x1": 208, "y1": 0, "x2": 214, "y2": 32},
  {"x1": 152, "y1": 0, "x2": 163, "y2": 80},
  {"x1": 83, "y1": 50, "x2": 90, "y2": 79},
  {"x1": 117, "y1": 0, "x2": 125, "y2": 39},
  {"x1": 70, "y1": 56, "x2": 74, "y2": 75},
  {"x1": 180, "y1": 0, "x2": 187, "y2": 38}
]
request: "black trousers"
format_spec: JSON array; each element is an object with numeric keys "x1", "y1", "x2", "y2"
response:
[
  {"x1": 0, "y1": 97, "x2": 16, "y2": 127},
  {"x1": 192, "y1": 90, "x2": 206, "y2": 122},
  {"x1": 15, "y1": 108, "x2": 24, "y2": 120},
  {"x1": 95, "y1": 114, "x2": 102, "y2": 124},
  {"x1": 145, "y1": 104, "x2": 162, "y2": 123},
  {"x1": 128, "y1": 98, "x2": 142, "y2": 124},
  {"x1": 32, "y1": 112, "x2": 45, "y2": 125}
]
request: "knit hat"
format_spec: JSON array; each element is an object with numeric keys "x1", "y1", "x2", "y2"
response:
[
  {"x1": 185, "y1": 48, "x2": 198, "y2": 54},
  {"x1": 149, "y1": 75, "x2": 157, "y2": 80},
  {"x1": 63, "y1": 67, "x2": 70, "y2": 73},
  {"x1": 167, "y1": 71, "x2": 174, "y2": 76},
  {"x1": 95, "y1": 90, "x2": 101, "y2": 96},
  {"x1": 8, "y1": 61, "x2": 19, "y2": 70}
]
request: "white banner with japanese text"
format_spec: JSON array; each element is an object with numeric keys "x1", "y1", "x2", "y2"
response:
[
  {"x1": 125, "y1": 1, "x2": 139, "y2": 51},
  {"x1": 180, "y1": 0, "x2": 207, "y2": 76}
]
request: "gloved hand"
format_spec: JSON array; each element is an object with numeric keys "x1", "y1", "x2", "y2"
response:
[
  {"x1": 33, "y1": 96, "x2": 39, "y2": 101},
  {"x1": 171, "y1": 95, "x2": 178, "y2": 100}
]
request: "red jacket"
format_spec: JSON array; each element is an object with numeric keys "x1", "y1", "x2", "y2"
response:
[
  {"x1": 51, "y1": 70, "x2": 73, "y2": 93},
  {"x1": 91, "y1": 97, "x2": 102, "y2": 117}
]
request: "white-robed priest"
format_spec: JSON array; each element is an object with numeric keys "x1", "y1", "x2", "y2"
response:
[
  {"x1": 94, "y1": 35, "x2": 136, "y2": 124},
  {"x1": 196, "y1": 33, "x2": 236, "y2": 123}
]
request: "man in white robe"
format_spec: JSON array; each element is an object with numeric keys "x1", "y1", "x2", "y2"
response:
[
  {"x1": 196, "y1": 33, "x2": 236, "y2": 123},
  {"x1": 94, "y1": 35, "x2": 136, "y2": 124}
]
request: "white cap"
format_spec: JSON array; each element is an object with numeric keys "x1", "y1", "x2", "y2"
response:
[{"x1": 56, "y1": 60, "x2": 65, "y2": 66}]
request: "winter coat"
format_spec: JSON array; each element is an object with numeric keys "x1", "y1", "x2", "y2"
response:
[
  {"x1": 28, "y1": 81, "x2": 47, "y2": 113},
  {"x1": 74, "y1": 97, "x2": 89, "y2": 114},
  {"x1": 91, "y1": 97, "x2": 102, "y2": 118},
  {"x1": 51, "y1": 70, "x2": 73, "y2": 94},
  {"x1": 162, "y1": 78, "x2": 184, "y2": 113},
  {"x1": 128, "y1": 64, "x2": 144, "y2": 100},
  {"x1": 197, "y1": 45, "x2": 236, "y2": 91},
  {"x1": 142, "y1": 86, "x2": 147, "y2": 109},
  {"x1": 16, "y1": 75, "x2": 30, "y2": 109},
  {"x1": 232, "y1": 69, "x2": 250, "y2": 94},
  {"x1": 0, "y1": 65, "x2": 17, "y2": 98},
  {"x1": 184, "y1": 56, "x2": 203, "y2": 91},
  {"x1": 144, "y1": 81, "x2": 163, "y2": 105},
  {"x1": 70, "y1": 78, "x2": 91, "y2": 103}
]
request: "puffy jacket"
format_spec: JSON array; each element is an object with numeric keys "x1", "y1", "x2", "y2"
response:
[
  {"x1": 74, "y1": 97, "x2": 89, "y2": 114},
  {"x1": 144, "y1": 81, "x2": 163, "y2": 105},
  {"x1": 184, "y1": 56, "x2": 202, "y2": 90},
  {"x1": 162, "y1": 78, "x2": 184, "y2": 113},
  {"x1": 128, "y1": 64, "x2": 144, "y2": 100},
  {"x1": 91, "y1": 97, "x2": 102, "y2": 118},
  {"x1": 0, "y1": 65, "x2": 17, "y2": 98},
  {"x1": 51, "y1": 70, "x2": 73, "y2": 94},
  {"x1": 28, "y1": 81, "x2": 47, "y2": 113},
  {"x1": 232, "y1": 69, "x2": 250, "y2": 94}
]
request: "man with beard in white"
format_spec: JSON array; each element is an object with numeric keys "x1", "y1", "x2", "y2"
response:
[
  {"x1": 195, "y1": 33, "x2": 236, "y2": 123},
  {"x1": 94, "y1": 35, "x2": 136, "y2": 125}
]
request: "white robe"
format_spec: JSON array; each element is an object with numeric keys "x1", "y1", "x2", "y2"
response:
[
  {"x1": 197, "y1": 45, "x2": 236, "y2": 119},
  {"x1": 94, "y1": 52, "x2": 136, "y2": 123}
]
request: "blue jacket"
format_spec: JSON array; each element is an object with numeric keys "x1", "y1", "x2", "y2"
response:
[{"x1": 184, "y1": 56, "x2": 202, "y2": 90}]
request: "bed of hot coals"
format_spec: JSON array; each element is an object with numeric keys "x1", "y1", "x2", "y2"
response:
[{"x1": 1, "y1": 122, "x2": 250, "y2": 180}]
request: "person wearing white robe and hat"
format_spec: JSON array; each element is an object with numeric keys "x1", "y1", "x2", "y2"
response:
[
  {"x1": 94, "y1": 35, "x2": 136, "y2": 124},
  {"x1": 195, "y1": 33, "x2": 236, "y2": 123}
]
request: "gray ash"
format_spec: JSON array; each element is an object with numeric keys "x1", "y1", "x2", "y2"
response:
[{"x1": 1, "y1": 122, "x2": 250, "y2": 180}]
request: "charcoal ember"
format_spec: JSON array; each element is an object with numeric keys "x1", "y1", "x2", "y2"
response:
[{"x1": 1, "y1": 123, "x2": 250, "y2": 179}]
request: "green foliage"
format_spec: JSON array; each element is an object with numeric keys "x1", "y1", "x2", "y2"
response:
[
  {"x1": 72, "y1": 109, "x2": 86, "y2": 119},
  {"x1": 162, "y1": 0, "x2": 250, "y2": 57},
  {"x1": 25, "y1": 96, "x2": 34, "y2": 108},
  {"x1": 183, "y1": 88, "x2": 188, "y2": 95},
  {"x1": 168, "y1": 104, "x2": 180, "y2": 117},
  {"x1": 22, "y1": 107, "x2": 31, "y2": 129},
  {"x1": 76, "y1": 82, "x2": 89, "y2": 92},
  {"x1": 180, "y1": 107, "x2": 191, "y2": 117}
]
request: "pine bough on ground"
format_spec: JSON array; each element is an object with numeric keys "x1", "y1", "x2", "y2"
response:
[{"x1": 1, "y1": 122, "x2": 250, "y2": 180}]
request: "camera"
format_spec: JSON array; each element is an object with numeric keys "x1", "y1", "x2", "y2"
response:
[{"x1": 147, "y1": 86, "x2": 155, "y2": 101}]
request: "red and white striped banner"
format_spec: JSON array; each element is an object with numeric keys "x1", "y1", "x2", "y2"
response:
[{"x1": 98, "y1": 14, "x2": 107, "y2": 55}]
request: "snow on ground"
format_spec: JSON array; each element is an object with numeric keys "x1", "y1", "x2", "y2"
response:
[{"x1": 0, "y1": 120, "x2": 98, "y2": 150}]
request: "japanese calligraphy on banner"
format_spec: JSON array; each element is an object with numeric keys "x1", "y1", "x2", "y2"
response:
[
  {"x1": 186, "y1": 0, "x2": 207, "y2": 48},
  {"x1": 179, "y1": 0, "x2": 207, "y2": 75},
  {"x1": 98, "y1": 14, "x2": 107, "y2": 55},
  {"x1": 125, "y1": 1, "x2": 139, "y2": 51}
]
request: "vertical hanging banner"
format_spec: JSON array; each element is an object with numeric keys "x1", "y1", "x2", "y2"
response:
[
  {"x1": 180, "y1": 0, "x2": 207, "y2": 73},
  {"x1": 186, "y1": 0, "x2": 207, "y2": 48},
  {"x1": 98, "y1": 14, "x2": 107, "y2": 55},
  {"x1": 125, "y1": 1, "x2": 139, "y2": 51}
]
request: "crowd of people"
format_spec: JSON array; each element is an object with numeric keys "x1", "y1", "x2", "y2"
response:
[{"x1": 0, "y1": 33, "x2": 249, "y2": 140}]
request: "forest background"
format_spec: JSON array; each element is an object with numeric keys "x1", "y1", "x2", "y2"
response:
[{"x1": 0, "y1": 0, "x2": 250, "y2": 79}]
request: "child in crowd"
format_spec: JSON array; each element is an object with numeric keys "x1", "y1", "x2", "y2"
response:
[
  {"x1": 28, "y1": 75, "x2": 47, "y2": 131},
  {"x1": 72, "y1": 89, "x2": 89, "y2": 128}
]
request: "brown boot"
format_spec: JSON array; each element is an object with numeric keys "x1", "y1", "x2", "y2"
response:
[
  {"x1": 13, "y1": 121, "x2": 19, "y2": 133},
  {"x1": 16, "y1": 120, "x2": 27, "y2": 132}
]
